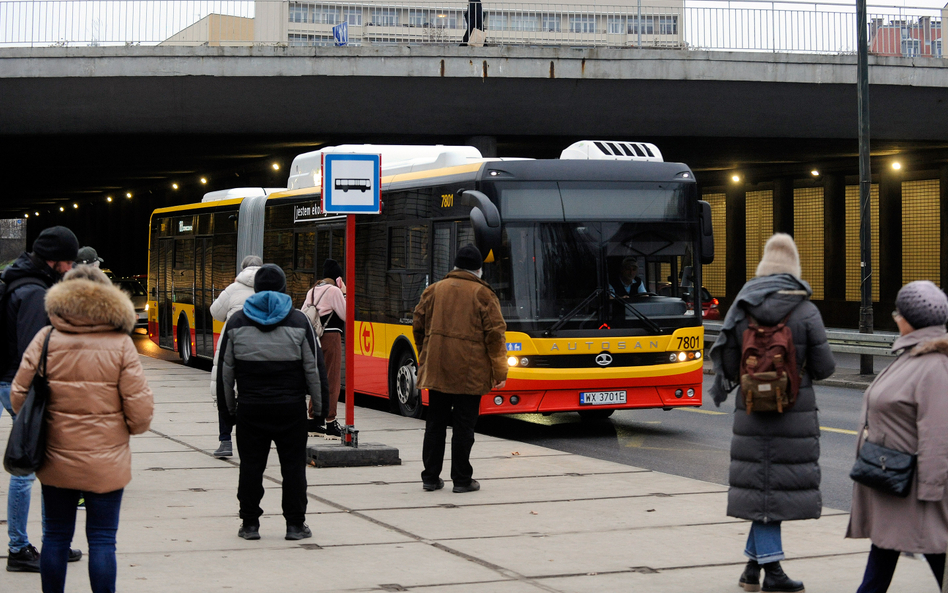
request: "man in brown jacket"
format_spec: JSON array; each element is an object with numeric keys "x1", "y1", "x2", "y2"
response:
[{"x1": 413, "y1": 244, "x2": 507, "y2": 493}]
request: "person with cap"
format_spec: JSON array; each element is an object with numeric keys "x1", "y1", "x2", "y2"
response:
[
  {"x1": 301, "y1": 258, "x2": 346, "y2": 438},
  {"x1": 0, "y1": 225, "x2": 84, "y2": 572},
  {"x1": 708, "y1": 233, "x2": 836, "y2": 593},
  {"x1": 609, "y1": 256, "x2": 647, "y2": 298},
  {"x1": 208, "y1": 255, "x2": 263, "y2": 458},
  {"x1": 216, "y1": 264, "x2": 323, "y2": 541},
  {"x1": 412, "y1": 244, "x2": 507, "y2": 494},
  {"x1": 846, "y1": 280, "x2": 948, "y2": 593},
  {"x1": 75, "y1": 246, "x2": 104, "y2": 268}
]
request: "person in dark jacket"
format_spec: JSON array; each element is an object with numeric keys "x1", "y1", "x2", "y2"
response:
[
  {"x1": 413, "y1": 244, "x2": 507, "y2": 494},
  {"x1": 708, "y1": 233, "x2": 836, "y2": 593},
  {"x1": 0, "y1": 225, "x2": 83, "y2": 572},
  {"x1": 216, "y1": 264, "x2": 323, "y2": 541}
]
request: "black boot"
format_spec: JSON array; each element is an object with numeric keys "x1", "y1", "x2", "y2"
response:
[
  {"x1": 739, "y1": 559, "x2": 761, "y2": 592},
  {"x1": 761, "y1": 562, "x2": 805, "y2": 593}
]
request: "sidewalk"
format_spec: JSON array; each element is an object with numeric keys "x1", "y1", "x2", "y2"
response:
[{"x1": 1, "y1": 356, "x2": 938, "y2": 592}]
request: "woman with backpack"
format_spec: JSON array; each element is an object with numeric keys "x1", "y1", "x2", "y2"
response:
[
  {"x1": 708, "y1": 233, "x2": 836, "y2": 593},
  {"x1": 845, "y1": 280, "x2": 948, "y2": 592},
  {"x1": 302, "y1": 259, "x2": 346, "y2": 438}
]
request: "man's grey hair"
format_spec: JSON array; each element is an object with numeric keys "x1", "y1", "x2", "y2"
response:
[{"x1": 241, "y1": 255, "x2": 263, "y2": 269}]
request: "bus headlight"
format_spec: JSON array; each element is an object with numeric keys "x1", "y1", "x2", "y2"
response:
[
  {"x1": 687, "y1": 388, "x2": 695, "y2": 397},
  {"x1": 695, "y1": 351, "x2": 701, "y2": 359},
  {"x1": 668, "y1": 353, "x2": 677, "y2": 363},
  {"x1": 677, "y1": 351, "x2": 687, "y2": 362},
  {"x1": 507, "y1": 356, "x2": 519, "y2": 367},
  {"x1": 493, "y1": 395, "x2": 504, "y2": 405},
  {"x1": 144, "y1": 303, "x2": 149, "y2": 311},
  {"x1": 520, "y1": 357, "x2": 529, "y2": 367}
]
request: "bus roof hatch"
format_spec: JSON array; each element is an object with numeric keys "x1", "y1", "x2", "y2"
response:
[{"x1": 560, "y1": 141, "x2": 663, "y2": 162}]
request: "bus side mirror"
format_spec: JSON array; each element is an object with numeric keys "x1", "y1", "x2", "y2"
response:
[
  {"x1": 698, "y1": 200, "x2": 714, "y2": 265},
  {"x1": 458, "y1": 189, "x2": 502, "y2": 263}
]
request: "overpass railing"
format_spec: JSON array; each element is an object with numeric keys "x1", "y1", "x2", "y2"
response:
[{"x1": 0, "y1": 0, "x2": 943, "y2": 57}]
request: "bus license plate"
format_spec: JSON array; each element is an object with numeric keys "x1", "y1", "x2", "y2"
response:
[{"x1": 579, "y1": 391, "x2": 627, "y2": 406}]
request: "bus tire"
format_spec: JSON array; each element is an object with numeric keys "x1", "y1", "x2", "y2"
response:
[
  {"x1": 578, "y1": 409, "x2": 614, "y2": 421},
  {"x1": 390, "y1": 349, "x2": 423, "y2": 419},
  {"x1": 177, "y1": 318, "x2": 193, "y2": 367}
]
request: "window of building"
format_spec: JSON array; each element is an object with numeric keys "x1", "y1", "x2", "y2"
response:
[
  {"x1": 487, "y1": 13, "x2": 507, "y2": 30},
  {"x1": 657, "y1": 15, "x2": 678, "y2": 35},
  {"x1": 701, "y1": 192, "x2": 727, "y2": 298},
  {"x1": 607, "y1": 16, "x2": 625, "y2": 34},
  {"x1": 745, "y1": 190, "x2": 774, "y2": 281},
  {"x1": 371, "y1": 8, "x2": 397, "y2": 26},
  {"x1": 794, "y1": 187, "x2": 824, "y2": 299},
  {"x1": 902, "y1": 179, "x2": 940, "y2": 286},
  {"x1": 569, "y1": 15, "x2": 595, "y2": 33},
  {"x1": 408, "y1": 9, "x2": 428, "y2": 27},
  {"x1": 844, "y1": 184, "x2": 880, "y2": 302},
  {"x1": 628, "y1": 15, "x2": 653, "y2": 34},
  {"x1": 313, "y1": 6, "x2": 337, "y2": 25},
  {"x1": 542, "y1": 13, "x2": 561, "y2": 32},
  {"x1": 510, "y1": 14, "x2": 538, "y2": 31},
  {"x1": 345, "y1": 8, "x2": 362, "y2": 25},
  {"x1": 289, "y1": 2, "x2": 311, "y2": 23},
  {"x1": 901, "y1": 39, "x2": 920, "y2": 56}
]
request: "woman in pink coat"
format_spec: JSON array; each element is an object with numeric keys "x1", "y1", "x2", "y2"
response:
[
  {"x1": 846, "y1": 280, "x2": 948, "y2": 592},
  {"x1": 12, "y1": 265, "x2": 154, "y2": 593}
]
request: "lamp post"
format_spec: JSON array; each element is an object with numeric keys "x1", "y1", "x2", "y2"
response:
[{"x1": 857, "y1": 0, "x2": 873, "y2": 374}]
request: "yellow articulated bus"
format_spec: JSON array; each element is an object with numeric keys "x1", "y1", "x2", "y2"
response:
[{"x1": 147, "y1": 141, "x2": 714, "y2": 420}]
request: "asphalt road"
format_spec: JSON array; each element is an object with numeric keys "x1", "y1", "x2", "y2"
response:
[{"x1": 134, "y1": 332, "x2": 866, "y2": 512}]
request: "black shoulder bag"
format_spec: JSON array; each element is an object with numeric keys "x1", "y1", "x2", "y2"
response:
[{"x1": 3, "y1": 329, "x2": 54, "y2": 477}]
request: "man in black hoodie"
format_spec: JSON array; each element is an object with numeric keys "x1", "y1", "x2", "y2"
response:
[
  {"x1": 0, "y1": 226, "x2": 82, "y2": 572},
  {"x1": 216, "y1": 264, "x2": 326, "y2": 542}
]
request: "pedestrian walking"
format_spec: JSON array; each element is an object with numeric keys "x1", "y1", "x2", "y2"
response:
[
  {"x1": 846, "y1": 280, "x2": 948, "y2": 592},
  {"x1": 208, "y1": 255, "x2": 262, "y2": 458},
  {"x1": 708, "y1": 233, "x2": 836, "y2": 593},
  {"x1": 301, "y1": 259, "x2": 346, "y2": 438},
  {"x1": 216, "y1": 264, "x2": 322, "y2": 540},
  {"x1": 10, "y1": 265, "x2": 153, "y2": 593},
  {"x1": 75, "y1": 246, "x2": 104, "y2": 268},
  {"x1": 1, "y1": 225, "x2": 83, "y2": 572},
  {"x1": 412, "y1": 244, "x2": 507, "y2": 493}
]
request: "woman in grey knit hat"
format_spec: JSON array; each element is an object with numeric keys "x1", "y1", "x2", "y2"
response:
[
  {"x1": 846, "y1": 280, "x2": 948, "y2": 593},
  {"x1": 708, "y1": 233, "x2": 836, "y2": 593}
]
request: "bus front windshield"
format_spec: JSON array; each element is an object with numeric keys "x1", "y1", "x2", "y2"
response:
[{"x1": 489, "y1": 221, "x2": 701, "y2": 335}]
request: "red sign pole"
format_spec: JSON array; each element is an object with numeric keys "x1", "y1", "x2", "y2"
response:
[{"x1": 344, "y1": 213, "x2": 356, "y2": 445}]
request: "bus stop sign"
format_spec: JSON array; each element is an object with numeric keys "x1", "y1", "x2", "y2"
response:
[{"x1": 321, "y1": 153, "x2": 381, "y2": 214}]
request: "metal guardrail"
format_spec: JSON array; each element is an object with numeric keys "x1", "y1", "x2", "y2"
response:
[
  {"x1": 704, "y1": 321, "x2": 897, "y2": 356},
  {"x1": 0, "y1": 0, "x2": 943, "y2": 56}
]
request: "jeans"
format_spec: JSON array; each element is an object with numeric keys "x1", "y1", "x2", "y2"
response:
[
  {"x1": 421, "y1": 391, "x2": 481, "y2": 487},
  {"x1": 1, "y1": 381, "x2": 38, "y2": 553},
  {"x1": 41, "y1": 485, "x2": 123, "y2": 593},
  {"x1": 856, "y1": 544, "x2": 945, "y2": 593},
  {"x1": 744, "y1": 520, "x2": 784, "y2": 564},
  {"x1": 217, "y1": 404, "x2": 233, "y2": 442}
]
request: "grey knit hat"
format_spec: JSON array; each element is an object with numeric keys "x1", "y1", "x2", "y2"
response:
[
  {"x1": 755, "y1": 233, "x2": 801, "y2": 279},
  {"x1": 896, "y1": 280, "x2": 948, "y2": 329}
]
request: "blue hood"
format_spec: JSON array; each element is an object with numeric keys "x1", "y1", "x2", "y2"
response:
[{"x1": 243, "y1": 291, "x2": 293, "y2": 326}]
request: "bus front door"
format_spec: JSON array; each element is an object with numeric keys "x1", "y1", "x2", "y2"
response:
[{"x1": 157, "y1": 238, "x2": 174, "y2": 350}]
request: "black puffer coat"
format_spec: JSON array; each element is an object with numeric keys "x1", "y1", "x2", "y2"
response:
[{"x1": 709, "y1": 274, "x2": 836, "y2": 523}]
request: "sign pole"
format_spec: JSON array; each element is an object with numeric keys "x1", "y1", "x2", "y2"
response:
[
  {"x1": 344, "y1": 213, "x2": 356, "y2": 446},
  {"x1": 857, "y1": 0, "x2": 874, "y2": 374}
]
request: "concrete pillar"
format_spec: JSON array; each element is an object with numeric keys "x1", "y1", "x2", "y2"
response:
[
  {"x1": 724, "y1": 182, "x2": 747, "y2": 312},
  {"x1": 822, "y1": 174, "x2": 848, "y2": 320},
  {"x1": 878, "y1": 168, "x2": 901, "y2": 322},
  {"x1": 772, "y1": 177, "x2": 794, "y2": 235},
  {"x1": 466, "y1": 136, "x2": 497, "y2": 158}
]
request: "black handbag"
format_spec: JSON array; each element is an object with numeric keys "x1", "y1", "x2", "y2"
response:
[
  {"x1": 3, "y1": 329, "x2": 53, "y2": 477},
  {"x1": 849, "y1": 433, "x2": 917, "y2": 498}
]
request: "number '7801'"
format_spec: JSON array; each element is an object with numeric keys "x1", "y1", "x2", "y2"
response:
[{"x1": 676, "y1": 336, "x2": 701, "y2": 350}]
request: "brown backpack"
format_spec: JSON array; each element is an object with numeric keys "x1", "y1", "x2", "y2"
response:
[{"x1": 739, "y1": 314, "x2": 801, "y2": 414}]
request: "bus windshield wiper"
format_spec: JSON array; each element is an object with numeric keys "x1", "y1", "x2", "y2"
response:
[
  {"x1": 616, "y1": 298, "x2": 663, "y2": 335},
  {"x1": 542, "y1": 288, "x2": 602, "y2": 337}
]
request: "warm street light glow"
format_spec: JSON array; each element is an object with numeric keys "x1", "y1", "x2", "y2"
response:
[
  {"x1": 272, "y1": 163, "x2": 280, "y2": 171},
  {"x1": 59, "y1": 206, "x2": 65, "y2": 212},
  {"x1": 34, "y1": 212, "x2": 39, "y2": 216},
  {"x1": 811, "y1": 169, "x2": 820, "y2": 176},
  {"x1": 892, "y1": 162, "x2": 902, "y2": 170},
  {"x1": 172, "y1": 183, "x2": 179, "y2": 190},
  {"x1": 126, "y1": 192, "x2": 132, "y2": 198},
  {"x1": 24, "y1": 213, "x2": 28, "y2": 218},
  {"x1": 107, "y1": 196, "x2": 112, "y2": 202},
  {"x1": 731, "y1": 174, "x2": 741, "y2": 182},
  {"x1": 200, "y1": 177, "x2": 207, "y2": 184},
  {"x1": 73, "y1": 203, "x2": 78, "y2": 209}
]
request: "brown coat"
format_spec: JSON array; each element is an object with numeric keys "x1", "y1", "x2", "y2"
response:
[
  {"x1": 846, "y1": 325, "x2": 948, "y2": 553},
  {"x1": 412, "y1": 270, "x2": 507, "y2": 396},
  {"x1": 11, "y1": 277, "x2": 154, "y2": 494}
]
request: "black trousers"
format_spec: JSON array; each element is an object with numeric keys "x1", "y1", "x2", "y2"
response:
[
  {"x1": 856, "y1": 544, "x2": 945, "y2": 593},
  {"x1": 421, "y1": 390, "x2": 481, "y2": 486},
  {"x1": 236, "y1": 402, "x2": 308, "y2": 526}
]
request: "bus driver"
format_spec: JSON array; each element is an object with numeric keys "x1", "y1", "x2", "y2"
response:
[{"x1": 609, "y1": 257, "x2": 647, "y2": 299}]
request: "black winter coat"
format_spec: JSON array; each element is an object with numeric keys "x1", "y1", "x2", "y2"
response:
[
  {"x1": 1, "y1": 252, "x2": 56, "y2": 382},
  {"x1": 710, "y1": 275, "x2": 836, "y2": 523}
]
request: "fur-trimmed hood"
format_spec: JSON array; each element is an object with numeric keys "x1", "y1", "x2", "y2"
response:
[
  {"x1": 45, "y1": 278, "x2": 137, "y2": 334},
  {"x1": 910, "y1": 336, "x2": 948, "y2": 357}
]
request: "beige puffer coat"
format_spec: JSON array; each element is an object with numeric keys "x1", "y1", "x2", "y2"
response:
[{"x1": 11, "y1": 275, "x2": 154, "y2": 494}]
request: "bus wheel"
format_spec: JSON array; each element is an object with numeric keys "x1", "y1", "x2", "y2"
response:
[
  {"x1": 177, "y1": 320, "x2": 193, "y2": 367},
  {"x1": 578, "y1": 409, "x2": 614, "y2": 422},
  {"x1": 390, "y1": 350, "x2": 423, "y2": 419}
]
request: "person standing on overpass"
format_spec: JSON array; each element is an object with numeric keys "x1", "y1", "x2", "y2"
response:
[{"x1": 413, "y1": 244, "x2": 507, "y2": 494}]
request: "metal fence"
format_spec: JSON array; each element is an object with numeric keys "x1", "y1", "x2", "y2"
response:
[{"x1": 0, "y1": 0, "x2": 943, "y2": 56}]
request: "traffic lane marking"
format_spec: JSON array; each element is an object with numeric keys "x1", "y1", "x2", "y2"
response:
[{"x1": 674, "y1": 408, "x2": 858, "y2": 434}]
